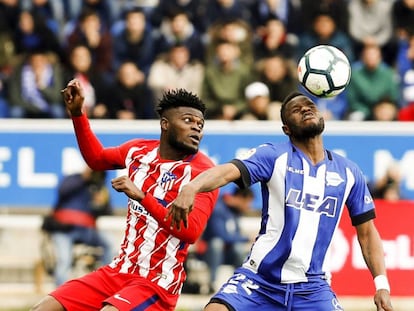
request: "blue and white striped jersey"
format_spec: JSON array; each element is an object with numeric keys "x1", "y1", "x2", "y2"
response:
[{"x1": 231, "y1": 141, "x2": 375, "y2": 286}]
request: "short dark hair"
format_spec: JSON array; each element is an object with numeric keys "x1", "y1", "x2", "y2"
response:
[
  {"x1": 155, "y1": 89, "x2": 206, "y2": 117},
  {"x1": 280, "y1": 91, "x2": 305, "y2": 124}
]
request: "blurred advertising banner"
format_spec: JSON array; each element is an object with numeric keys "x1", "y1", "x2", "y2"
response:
[
  {"x1": 331, "y1": 199, "x2": 414, "y2": 296},
  {"x1": 0, "y1": 120, "x2": 413, "y2": 209}
]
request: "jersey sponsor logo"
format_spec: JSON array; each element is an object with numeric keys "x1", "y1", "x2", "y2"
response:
[
  {"x1": 114, "y1": 294, "x2": 131, "y2": 304},
  {"x1": 129, "y1": 199, "x2": 150, "y2": 216},
  {"x1": 326, "y1": 171, "x2": 344, "y2": 187},
  {"x1": 287, "y1": 166, "x2": 304, "y2": 174},
  {"x1": 286, "y1": 189, "x2": 338, "y2": 217},
  {"x1": 160, "y1": 171, "x2": 177, "y2": 191}
]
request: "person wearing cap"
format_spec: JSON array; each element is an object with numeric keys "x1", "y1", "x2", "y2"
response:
[{"x1": 235, "y1": 81, "x2": 281, "y2": 120}]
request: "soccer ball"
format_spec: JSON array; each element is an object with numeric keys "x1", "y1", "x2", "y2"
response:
[{"x1": 297, "y1": 45, "x2": 351, "y2": 98}]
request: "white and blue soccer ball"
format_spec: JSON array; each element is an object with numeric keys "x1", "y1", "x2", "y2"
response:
[{"x1": 297, "y1": 45, "x2": 351, "y2": 98}]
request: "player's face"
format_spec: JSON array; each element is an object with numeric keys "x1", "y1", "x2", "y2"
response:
[
  {"x1": 165, "y1": 107, "x2": 204, "y2": 154},
  {"x1": 284, "y1": 96, "x2": 324, "y2": 140}
]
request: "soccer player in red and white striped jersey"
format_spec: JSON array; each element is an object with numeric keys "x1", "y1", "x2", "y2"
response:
[{"x1": 32, "y1": 79, "x2": 219, "y2": 311}]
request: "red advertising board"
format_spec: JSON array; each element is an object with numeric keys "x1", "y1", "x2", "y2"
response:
[{"x1": 331, "y1": 200, "x2": 414, "y2": 296}]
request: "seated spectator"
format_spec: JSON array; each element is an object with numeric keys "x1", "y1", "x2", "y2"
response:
[
  {"x1": 396, "y1": 31, "x2": 414, "y2": 107},
  {"x1": 392, "y1": 0, "x2": 414, "y2": 41},
  {"x1": 370, "y1": 98, "x2": 399, "y2": 121},
  {"x1": 348, "y1": 0, "x2": 397, "y2": 66},
  {"x1": 206, "y1": 18, "x2": 254, "y2": 67},
  {"x1": 253, "y1": 16, "x2": 296, "y2": 62},
  {"x1": 235, "y1": 81, "x2": 281, "y2": 120},
  {"x1": 301, "y1": 0, "x2": 349, "y2": 34},
  {"x1": 65, "y1": 7, "x2": 113, "y2": 75},
  {"x1": 106, "y1": 61, "x2": 155, "y2": 119},
  {"x1": 111, "y1": 6, "x2": 159, "y2": 76},
  {"x1": 347, "y1": 43, "x2": 400, "y2": 121},
  {"x1": 8, "y1": 49, "x2": 65, "y2": 118},
  {"x1": 369, "y1": 162, "x2": 402, "y2": 202},
  {"x1": 156, "y1": 9, "x2": 205, "y2": 63},
  {"x1": 13, "y1": 9, "x2": 65, "y2": 63},
  {"x1": 248, "y1": 0, "x2": 303, "y2": 36},
  {"x1": 64, "y1": 44, "x2": 110, "y2": 119},
  {"x1": 255, "y1": 54, "x2": 299, "y2": 104},
  {"x1": 202, "y1": 39, "x2": 253, "y2": 120},
  {"x1": 20, "y1": 0, "x2": 64, "y2": 36},
  {"x1": 41, "y1": 167, "x2": 114, "y2": 286},
  {"x1": 148, "y1": 43, "x2": 204, "y2": 101},
  {"x1": 149, "y1": 0, "x2": 206, "y2": 33},
  {"x1": 203, "y1": 0, "x2": 250, "y2": 31},
  {"x1": 296, "y1": 10, "x2": 354, "y2": 63},
  {"x1": 202, "y1": 187, "x2": 254, "y2": 293}
]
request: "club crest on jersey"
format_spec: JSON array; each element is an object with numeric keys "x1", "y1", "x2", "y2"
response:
[
  {"x1": 326, "y1": 171, "x2": 344, "y2": 187},
  {"x1": 160, "y1": 171, "x2": 177, "y2": 191}
]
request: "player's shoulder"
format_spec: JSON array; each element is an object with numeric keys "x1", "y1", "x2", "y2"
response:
[
  {"x1": 122, "y1": 138, "x2": 160, "y2": 149},
  {"x1": 328, "y1": 150, "x2": 361, "y2": 170},
  {"x1": 192, "y1": 151, "x2": 215, "y2": 169}
]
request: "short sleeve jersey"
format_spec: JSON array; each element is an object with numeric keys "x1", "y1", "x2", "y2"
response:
[{"x1": 231, "y1": 141, "x2": 375, "y2": 285}]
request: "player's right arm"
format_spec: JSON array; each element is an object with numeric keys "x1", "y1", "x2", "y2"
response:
[
  {"x1": 167, "y1": 162, "x2": 241, "y2": 230},
  {"x1": 62, "y1": 79, "x2": 125, "y2": 170}
]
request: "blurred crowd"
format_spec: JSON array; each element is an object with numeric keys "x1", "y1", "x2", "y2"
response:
[{"x1": 0, "y1": 0, "x2": 413, "y2": 121}]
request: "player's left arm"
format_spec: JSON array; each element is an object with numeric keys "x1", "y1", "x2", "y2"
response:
[
  {"x1": 356, "y1": 220, "x2": 393, "y2": 311},
  {"x1": 111, "y1": 175, "x2": 219, "y2": 243}
]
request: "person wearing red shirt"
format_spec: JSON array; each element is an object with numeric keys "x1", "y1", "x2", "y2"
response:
[{"x1": 31, "y1": 79, "x2": 218, "y2": 311}]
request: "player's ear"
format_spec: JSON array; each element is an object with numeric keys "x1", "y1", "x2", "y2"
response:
[
  {"x1": 282, "y1": 125, "x2": 290, "y2": 136},
  {"x1": 160, "y1": 117, "x2": 169, "y2": 131}
]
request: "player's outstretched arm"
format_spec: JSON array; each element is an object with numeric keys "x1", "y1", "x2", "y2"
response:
[
  {"x1": 356, "y1": 221, "x2": 393, "y2": 311},
  {"x1": 167, "y1": 162, "x2": 241, "y2": 230}
]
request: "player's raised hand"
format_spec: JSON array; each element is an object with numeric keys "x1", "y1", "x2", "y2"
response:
[{"x1": 61, "y1": 79, "x2": 85, "y2": 116}]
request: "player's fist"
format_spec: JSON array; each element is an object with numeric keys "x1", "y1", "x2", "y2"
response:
[{"x1": 61, "y1": 79, "x2": 85, "y2": 116}]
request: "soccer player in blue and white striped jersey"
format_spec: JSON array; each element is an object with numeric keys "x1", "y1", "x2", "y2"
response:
[{"x1": 169, "y1": 92, "x2": 393, "y2": 311}]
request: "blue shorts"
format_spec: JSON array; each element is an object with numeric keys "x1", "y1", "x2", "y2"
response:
[{"x1": 207, "y1": 269, "x2": 344, "y2": 311}]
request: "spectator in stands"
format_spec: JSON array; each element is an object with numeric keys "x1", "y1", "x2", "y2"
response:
[
  {"x1": 255, "y1": 54, "x2": 299, "y2": 105},
  {"x1": 398, "y1": 103, "x2": 414, "y2": 120},
  {"x1": 296, "y1": 10, "x2": 354, "y2": 63},
  {"x1": 396, "y1": 31, "x2": 414, "y2": 108},
  {"x1": 348, "y1": 0, "x2": 397, "y2": 66},
  {"x1": 253, "y1": 16, "x2": 296, "y2": 62},
  {"x1": 66, "y1": 8, "x2": 113, "y2": 75},
  {"x1": 20, "y1": 0, "x2": 64, "y2": 36},
  {"x1": 235, "y1": 81, "x2": 281, "y2": 120},
  {"x1": 370, "y1": 98, "x2": 399, "y2": 121},
  {"x1": 156, "y1": 9, "x2": 205, "y2": 63},
  {"x1": 8, "y1": 49, "x2": 66, "y2": 118},
  {"x1": 301, "y1": 0, "x2": 349, "y2": 34},
  {"x1": 150, "y1": 0, "x2": 206, "y2": 33},
  {"x1": 106, "y1": 61, "x2": 155, "y2": 119},
  {"x1": 64, "y1": 44, "x2": 110, "y2": 118},
  {"x1": 347, "y1": 43, "x2": 400, "y2": 121},
  {"x1": 111, "y1": 6, "x2": 158, "y2": 76},
  {"x1": 42, "y1": 166, "x2": 114, "y2": 286},
  {"x1": 206, "y1": 18, "x2": 254, "y2": 67},
  {"x1": 13, "y1": 9, "x2": 65, "y2": 63},
  {"x1": 148, "y1": 43, "x2": 204, "y2": 102},
  {"x1": 202, "y1": 187, "x2": 253, "y2": 293},
  {"x1": 392, "y1": 0, "x2": 414, "y2": 41},
  {"x1": 248, "y1": 0, "x2": 303, "y2": 36},
  {"x1": 203, "y1": 0, "x2": 250, "y2": 31},
  {"x1": 369, "y1": 162, "x2": 402, "y2": 202},
  {"x1": 202, "y1": 39, "x2": 253, "y2": 120}
]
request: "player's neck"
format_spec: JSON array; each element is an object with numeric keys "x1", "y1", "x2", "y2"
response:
[{"x1": 291, "y1": 137, "x2": 325, "y2": 165}]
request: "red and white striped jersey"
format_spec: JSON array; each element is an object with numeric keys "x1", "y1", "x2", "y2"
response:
[{"x1": 72, "y1": 115, "x2": 218, "y2": 295}]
